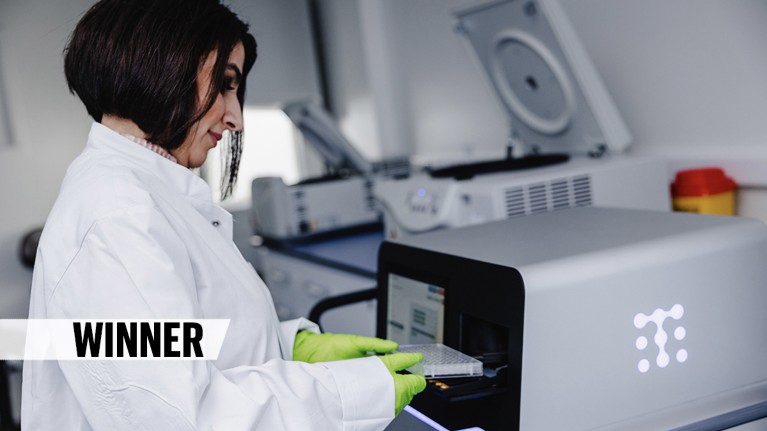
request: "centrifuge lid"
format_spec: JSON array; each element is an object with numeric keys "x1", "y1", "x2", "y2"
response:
[{"x1": 454, "y1": 0, "x2": 631, "y2": 157}]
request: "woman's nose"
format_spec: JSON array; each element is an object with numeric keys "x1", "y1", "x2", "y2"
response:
[{"x1": 222, "y1": 97, "x2": 243, "y2": 131}]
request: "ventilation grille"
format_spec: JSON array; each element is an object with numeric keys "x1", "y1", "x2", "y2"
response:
[{"x1": 504, "y1": 175, "x2": 593, "y2": 218}]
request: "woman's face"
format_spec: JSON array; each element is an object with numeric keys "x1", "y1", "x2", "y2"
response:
[{"x1": 171, "y1": 42, "x2": 245, "y2": 168}]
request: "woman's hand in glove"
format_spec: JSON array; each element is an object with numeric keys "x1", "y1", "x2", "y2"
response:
[
  {"x1": 379, "y1": 352, "x2": 427, "y2": 416},
  {"x1": 293, "y1": 331, "x2": 398, "y2": 363}
]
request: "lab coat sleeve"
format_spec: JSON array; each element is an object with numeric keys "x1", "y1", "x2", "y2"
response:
[
  {"x1": 279, "y1": 317, "x2": 320, "y2": 361},
  {"x1": 46, "y1": 205, "x2": 395, "y2": 431}
]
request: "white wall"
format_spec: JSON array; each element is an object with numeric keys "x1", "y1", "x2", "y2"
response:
[
  {"x1": 319, "y1": 0, "x2": 506, "y2": 162},
  {"x1": 319, "y1": 0, "x2": 767, "y2": 221},
  {"x1": 317, "y1": 0, "x2": 388, "y2": 160},
  {"x1": 0, "y1": 49, "x2": 13, "y2": 147},
  {"x1": 228, "y1": 0, "x2": 320, "y2": 107},
  {"x1": 560, "y1": 0, "x2": 767, "y2": 185},
  {"x1": 0, "y1": 0, "x2": 94, "y2": 318}
]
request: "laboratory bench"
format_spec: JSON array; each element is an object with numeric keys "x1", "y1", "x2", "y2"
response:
[{"x1": 232, "y1": 210, "x2": 380, "y2": 336}]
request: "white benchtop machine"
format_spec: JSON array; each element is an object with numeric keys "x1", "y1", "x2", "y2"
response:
[{"x1": 378, "y1": 207, "x2": 767, "y2": 430}]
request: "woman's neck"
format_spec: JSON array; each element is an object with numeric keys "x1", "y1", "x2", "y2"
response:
[{"x1": 101, "y1": 115, "x2": 148, "y2": 140}]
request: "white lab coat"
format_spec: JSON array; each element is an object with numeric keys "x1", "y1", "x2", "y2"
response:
[{"x1": 21, "y1": 123, "x2": 395, "y2": 430}]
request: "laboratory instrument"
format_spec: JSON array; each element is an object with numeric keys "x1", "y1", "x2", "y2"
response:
[
  {"x1": 378, "y1": 206, "x2": 767, "y2": 430},
  {"x1": 374, "y1": 0, "x2": 670, "y2": 240},
  {"x1": 251, "y1": 101, "x2": 380, "y2": 240}
]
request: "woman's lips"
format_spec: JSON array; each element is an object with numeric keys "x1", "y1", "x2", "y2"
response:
[{"x1": 209, "y1": 131, "x2": 222, "y2": 146}]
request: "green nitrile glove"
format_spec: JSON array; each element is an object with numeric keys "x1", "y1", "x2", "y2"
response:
[
  {"x1": 379, "y1": 352, "x2": 427, "y2": 416},
  {"x1": 293, "y1": 331, "x2": 399, "y2": 363}
]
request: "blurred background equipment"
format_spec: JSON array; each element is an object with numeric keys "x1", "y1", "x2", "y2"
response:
[
  {"x1": 671, "y1": 167, "x2": 737, "y2": 216},
  {"x1": 251, "y1": 101, "x2": 382, "y2": 241},
  {"x1": 374, "y1": 0, "x2": 670, "y2": 240}
]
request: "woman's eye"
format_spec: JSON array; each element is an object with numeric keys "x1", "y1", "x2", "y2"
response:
[{"x1": 221, "y1": 76, "x2": 236, "y2": 92}]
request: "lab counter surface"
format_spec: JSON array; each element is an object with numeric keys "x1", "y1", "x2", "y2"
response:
[
  {"x1": 232, "y1": 209, "x2": 381, "y2": 276},
  {"x1": 232, "y1": 207, "x2": 382, "y2": 329}
]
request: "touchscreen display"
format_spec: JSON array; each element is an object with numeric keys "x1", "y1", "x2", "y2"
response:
[{"x1": 387, "y1": 273, "x2": 445, "y2": 345}]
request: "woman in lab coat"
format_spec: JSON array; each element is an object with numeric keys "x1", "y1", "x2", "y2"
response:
[{"x1": 21, "y1": 0, "x2": 425, "y2": 429}]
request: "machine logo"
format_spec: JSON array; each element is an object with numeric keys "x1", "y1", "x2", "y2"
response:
[{"x1": 633, "y1": 304, "x2": 687, "y2": 373}]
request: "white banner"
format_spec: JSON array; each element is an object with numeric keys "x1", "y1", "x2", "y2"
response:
[{"x1": 0, "y1": 319, "x2": 230, "y2": 360}]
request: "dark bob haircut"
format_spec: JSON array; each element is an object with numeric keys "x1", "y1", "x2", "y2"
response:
[{"x1": 64, "y1": 0, "x2": 257, "y2": 151}]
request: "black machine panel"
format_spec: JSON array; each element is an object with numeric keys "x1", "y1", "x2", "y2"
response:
[{"x1": 377, "y1": 241, "x2": 526, "y2": 430}]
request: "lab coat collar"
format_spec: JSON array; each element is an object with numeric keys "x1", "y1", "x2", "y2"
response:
[
  {"x1": 87, "y1": 122, "x2": 213, "y2": 202},
  {"x1": 86, "y1": 122, "x2": 234, "y2": 240}
]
